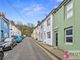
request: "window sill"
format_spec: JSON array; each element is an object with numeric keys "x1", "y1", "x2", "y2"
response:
[{"x1": 65, "y1": 43, "x2": 73, "y2": 45}]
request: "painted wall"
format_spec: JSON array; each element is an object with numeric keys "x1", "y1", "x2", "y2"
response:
[
  {"x1": 39, "y1": 14, "x2": 53, "y2": 46},
  {"x1": 39, "y1": 22, "x2": 45, "y2": 42},
  {"x1": 45, "y1": 14, "x2": 53, "y2": 45},
  {"x1": 73, "y1": 0, "x2": 80, "y2": 50},
  {"x1": 0, "y1": 19, "x2": 1, "y2": 40},
  {"x1": 32, "y1": 27, "x2": 39, "y2": 40},
  {"x1": 53, "y1": 0, "x2": 80, "y2": 50},
  {"x1": 0, "y1": 17, "x2": 9, "y2": 41},
  {"x1": 9, "y1": 23, "x2": 21, "y2": 37}
]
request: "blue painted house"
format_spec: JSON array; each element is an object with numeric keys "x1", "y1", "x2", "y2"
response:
[{"x1": 0, "y1": 13, "x2": 9, "y2": 41}]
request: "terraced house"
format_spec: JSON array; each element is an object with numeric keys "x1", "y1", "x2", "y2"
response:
[
  {"x1": 0, "y1": 12, "x2": 21, "y2": 41},
  {"x1": 52, "y1": 0, "x2": 80, "y2": 52},
  {"x1": 9, "y1": 21, "x2": 21, "y2": 37},
  {"x1": 32, "y1": 12, "x2": 54, "y2": 46},
  {"x1": 32, "y1": 0, "x2": 80, "y2": 53},
  {"x1": 39, "y1": 12, "x2": 54, "y2": 46},
  {"x1": 0, "y1": 12, "x2": 9, "y2": 41},
  {"x1": 32, "y1": 22, "x2": 40, "y2": 41}
]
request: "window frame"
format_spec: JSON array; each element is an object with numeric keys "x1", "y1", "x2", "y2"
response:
[
  {"x1": 65, "y1": 0, "x2": 73, "y2": 19},
  {"x1": 47, "y1": 32, "x2": 51, "y2": 39},
  {"x1": 65, "y1": 27, "x2": 73, "y2": 45},
  {"x1": 47, "y1": 17, "x2": 50, "y2": 26}
]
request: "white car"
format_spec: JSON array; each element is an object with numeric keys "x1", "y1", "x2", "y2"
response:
[{"x1": 2, "y1": 38, "x2": 17, "y2": 50}]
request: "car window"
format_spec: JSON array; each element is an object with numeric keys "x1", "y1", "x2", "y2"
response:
[{"x1": 5, "y1": 38, "x2": 12, "y2": 42}]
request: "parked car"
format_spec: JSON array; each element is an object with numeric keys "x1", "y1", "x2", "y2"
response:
[
  {"x1": 0, "y1": 41, "x2": 4, "y2": 60},
  {"x1": 20, "y1": 36, "x2": 24, "y2": 40},
  {"x1": 0, "y1": 45, "x2": 4, "y2": 60},
  {"x1": 14, "y1": 35, "x2": 23, "y2": 43},
  {"x1": 2, "y1": 38, "x2": 17, "y2": 50},
  {"x1": 23, "y1": 35, "x2": 26, "y2": 37}
]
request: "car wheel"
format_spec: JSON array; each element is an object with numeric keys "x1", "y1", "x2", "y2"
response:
[
  {"x1": 0, "y1": 52, "x2": 4, "y2": 60},
  {"x1": 15, "y1": 43, "x2": 17, "y2": 46}
]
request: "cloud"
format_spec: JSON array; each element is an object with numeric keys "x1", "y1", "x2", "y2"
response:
[
  {"x1": 23, "y1": 4, "x2": 47, "y2": 17},
  {"x1": 56, "y1": 0, "x2": 63, "y2": 2},
  {"x1": 50, "y1": 0, "x2": 63, "y2": 2},
  {"x1": 53, "y1": 5, "x2": 58, "y2": 8},
  {"x1": 50, "y1": 0, "x2": 63, "y2": 9},
  {"x1": 23, "y1": 4, "x2": 44, "y2": 12}
]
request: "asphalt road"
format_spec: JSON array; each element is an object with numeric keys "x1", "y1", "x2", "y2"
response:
[{"x1": 3, "y1": 37, "x2": 53, "y2": 60}]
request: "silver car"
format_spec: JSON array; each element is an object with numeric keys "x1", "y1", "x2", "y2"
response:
[
  {"x1": 0, "y1": 45, "x2": 4, "y2": 60},
  {"x1": 2, "y1": 38, "x2": 17, "y2": 50}
]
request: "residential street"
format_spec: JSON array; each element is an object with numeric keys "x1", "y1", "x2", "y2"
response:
[{"x1": 3, "y1": 37, "x2": 53, "y2": 60}]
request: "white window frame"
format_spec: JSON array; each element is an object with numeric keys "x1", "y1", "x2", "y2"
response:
[
  {"x1": 47, "y1": 17, "x2": 50, "y2": 26},
  {"x1": 65, "y1": 27, "x2": 73, "y2": 45},
  {"x1": 65, "y1": 1, "x2": 73, "y2": 19},
  {"x1": 47, "y1": 32, "x2": 51, "y2": 39}
]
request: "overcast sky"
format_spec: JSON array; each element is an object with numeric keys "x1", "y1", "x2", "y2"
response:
[{"x1": 0, "y1": 0, "x2": 63, "y2": 25}]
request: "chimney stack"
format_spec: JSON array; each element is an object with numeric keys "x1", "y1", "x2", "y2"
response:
[{"x1": 0, "y1": 12, "x2": 5, "y2": 17}]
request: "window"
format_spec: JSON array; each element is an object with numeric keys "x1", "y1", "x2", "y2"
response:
[
  {"x1": 47, "y1": 32, "x2": 51, "y2": 38},
  {"x1": 65, "y1": 1, "x2": 73, "y2": 19},
  {"x1": 41, "y1": 24, "x2": 43, "y2": 29},
  {"x1": 65, "y1": 27, "x2": 73, "y2": 44},
  {"x1": 47, "y1": 18, "x2": 50, "y2": 26}
]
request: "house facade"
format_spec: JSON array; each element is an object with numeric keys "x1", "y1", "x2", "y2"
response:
[
  {"x1": 39, "y1": 13, "x2": 54, "y2": 46},
  {"x1": 32, "y1": 0, "x2": 80, "y2": 52},
  {"x1": 39, "y1": 21, "x2": 44, "y2": 42},
  {"x1": 0, "y1": 13, "x2": 9, "y2": 41},
  {"x1": 53, "y1": 0, "x2": 80, "y2": 52},
  {"x1": 32, "y1": 27, "x2": 38, "y2": 40},
  {"x1": 9, "y1": 21, "x2": 21, "y2": 37},
  {"x1": 0, "y1": 12, "x2": 21, "y2": 40}
]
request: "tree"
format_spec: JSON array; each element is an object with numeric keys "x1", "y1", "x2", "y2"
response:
[{"x1": 16, "y1": 24, "x2": 33, "y2": 37}]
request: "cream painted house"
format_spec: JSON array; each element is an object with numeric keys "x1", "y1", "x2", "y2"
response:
[
  {"x1": 9, "y1": 21, "x2": 21, "y2": 37},
  {"x1": 32, "y1": 23, "x2": 40, "y2": 41}
]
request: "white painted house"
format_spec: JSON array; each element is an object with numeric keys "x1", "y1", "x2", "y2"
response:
[
  {"x1": 32, "y1": 27, "x2": 38, "y2": 40},
  {"x1": 39, "y1": 12, "x2": 54, "y2": 46},
  {"x1": 9, "y1": 21, "x2": 21, "y2": 37},
  {"x1": 32, "y1": 10, "x2": 55, "y2": 46},
  {"x1": 32, "y1": 23, "x2": 40, "y2": 41}
]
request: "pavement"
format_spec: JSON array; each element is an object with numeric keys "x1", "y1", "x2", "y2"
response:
[
  {"x1": 33, "y1": 39, "x2": 80, "y2": 60},
  {"x1": 33, "y1": 39, "x2": 64, "y2": 60},
  {"x1": 3, "y1": 37, "x2": 56, "y2": 60}
]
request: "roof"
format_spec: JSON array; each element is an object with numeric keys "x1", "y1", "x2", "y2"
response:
[
  {"x1": 33, "y1": 0, "x2": 71, "y2": 29},
  {"x1": 53, "y1": 0, "x2": 71, "y2": 13},
  {"x1": 39, "y1": 0, "x2": 71, "y2": 25},
  {"x1": 0, "y1": 12, "x2": 9, "y2": 24}
]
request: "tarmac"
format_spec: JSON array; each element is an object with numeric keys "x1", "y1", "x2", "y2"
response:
[{"x1": 33, "y1": 39, "x2": 80, "y2": 60}]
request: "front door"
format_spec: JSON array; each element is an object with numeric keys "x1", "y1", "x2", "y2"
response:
[{"x1": 55, "y1": 32, "x2": 58, "y2": 46}]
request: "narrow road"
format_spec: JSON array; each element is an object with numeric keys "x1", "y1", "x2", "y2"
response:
[{"x1": 4, "y1": 37, "x2": 53, "y2": 60}]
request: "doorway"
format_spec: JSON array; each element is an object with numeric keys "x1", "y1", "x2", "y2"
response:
[{"x1": 55, "y1": 32, "x2": 58, "y2": 46}]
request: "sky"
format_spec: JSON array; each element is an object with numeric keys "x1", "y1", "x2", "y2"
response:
[{"x1": 0, "y1": 0, "x2": 63, "y2": 25}]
